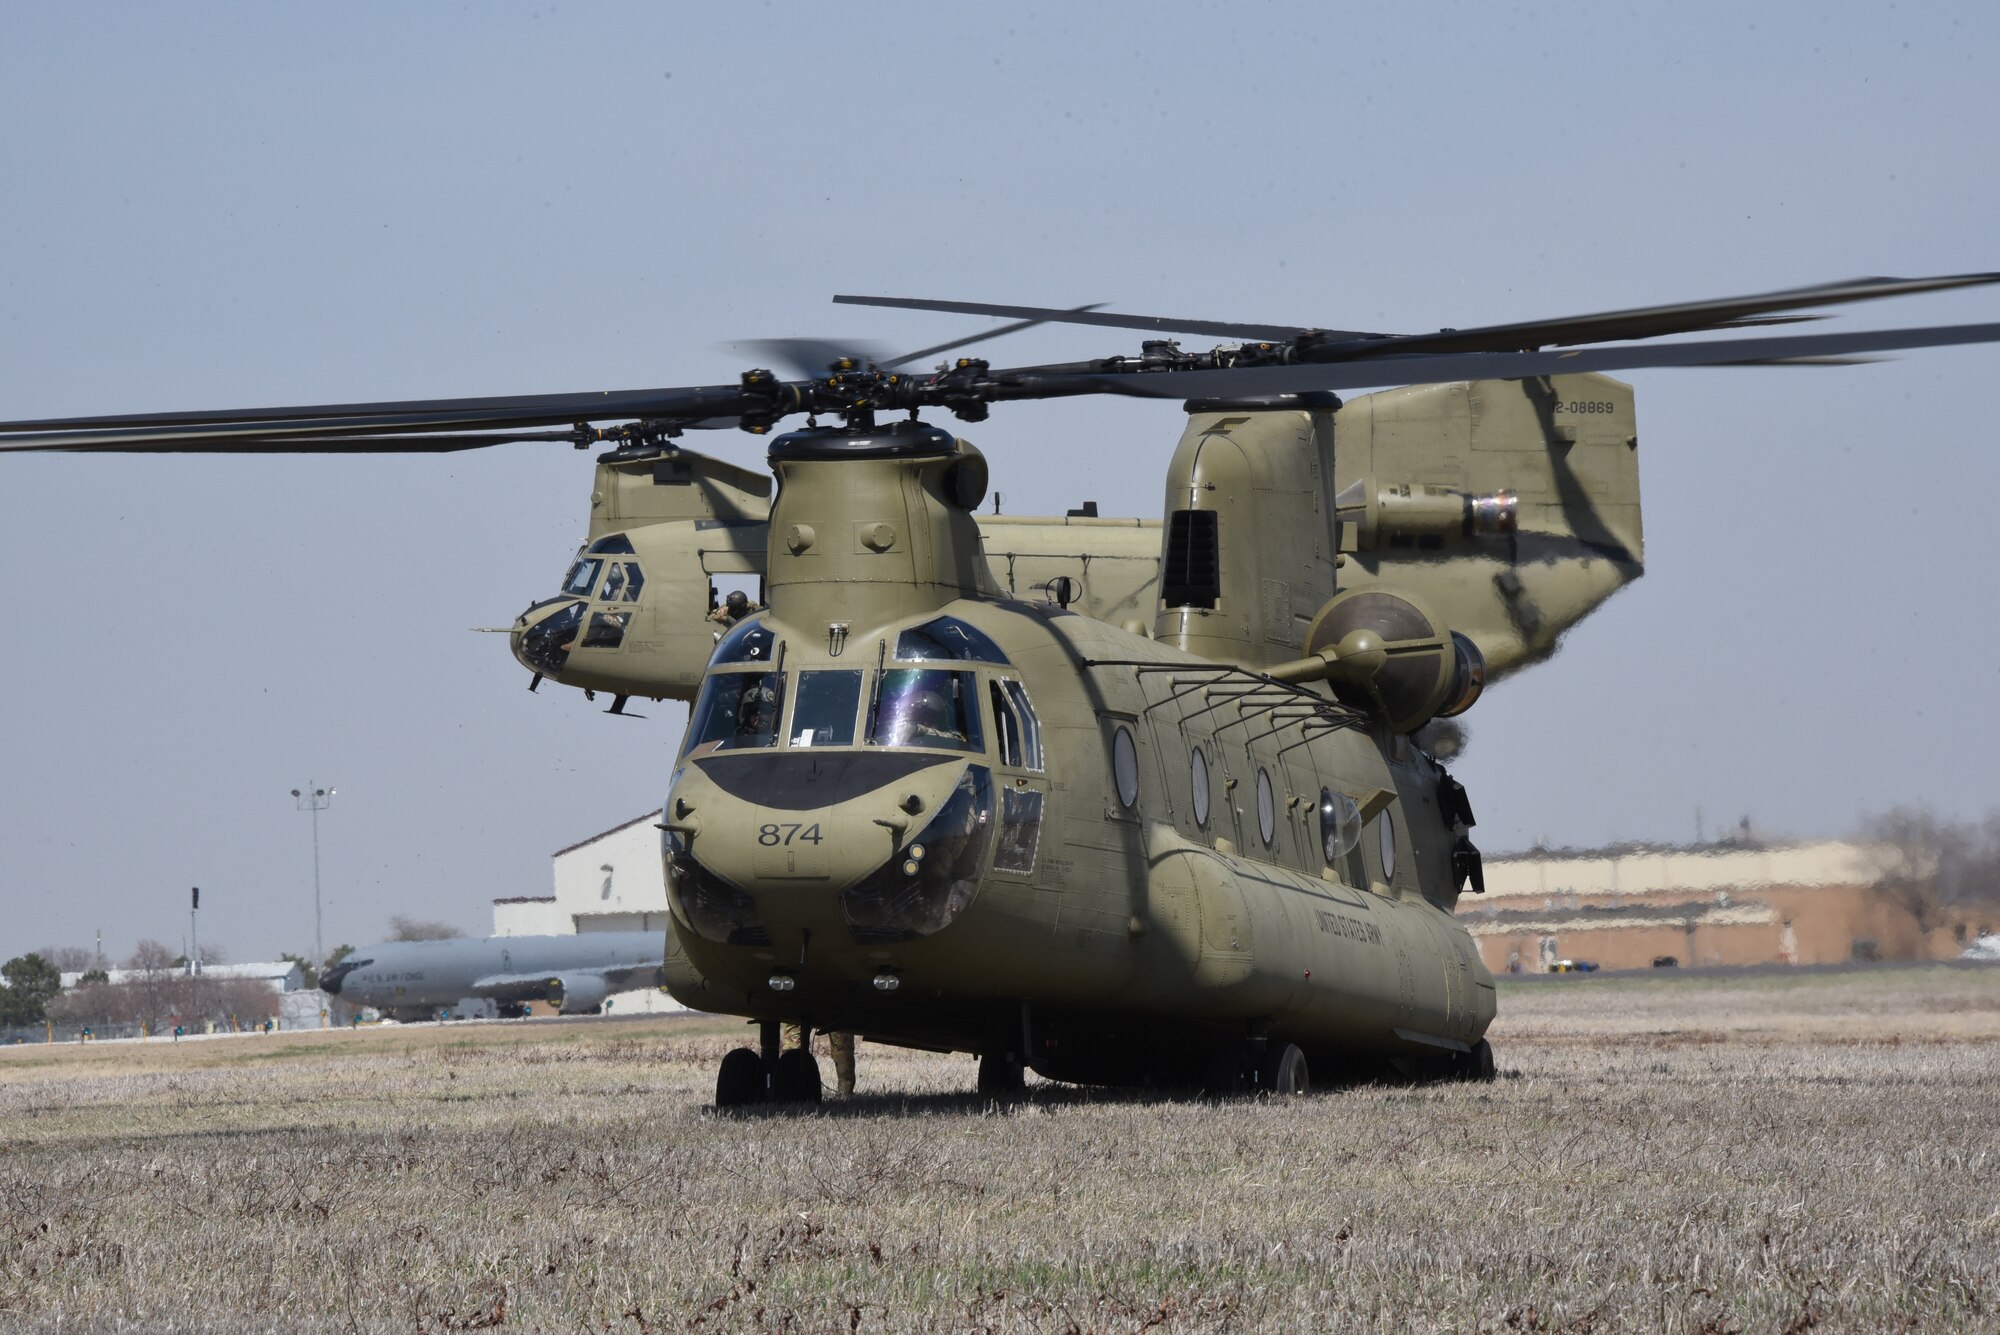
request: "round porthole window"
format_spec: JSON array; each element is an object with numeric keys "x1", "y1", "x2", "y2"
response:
[
  {"x1": 1190, "y1": 747, "x2": 1211, "y2": 827},
  {"x1": 1319, "y1": 788, "x2": 1360, "y2": 864},
  {"x1": 1256, "y1": 769, "x2": 1276, "y2": 844},
  {"x1": 1112, "y1": 726, "x2": 1139, "y2": 809},
  {"x1": 1378, "y1": 809, "x2": 1398, "y2": 881}
]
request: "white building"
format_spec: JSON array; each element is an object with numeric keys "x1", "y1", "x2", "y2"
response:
[
  {"x1": 59, "y1": 960, "x2": 306, "y2": 992},
  {"x1": 494, "y1": 811, "x2": 683, "y2": 1014}
]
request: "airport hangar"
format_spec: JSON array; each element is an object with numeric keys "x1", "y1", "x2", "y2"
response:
[{"x1": 496, "y1": 813, "x2": 685, "y2": 1014}]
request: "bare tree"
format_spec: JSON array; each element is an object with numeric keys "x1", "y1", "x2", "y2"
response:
[
  {"x1": 35, "y1": 945, "x2": 99, "y2": 972},
  {"x1": 1861, "y1": 806, "x2": 2000, "y2": 937},
  {"x1": 387, "y1": 915, "x2": 459, "y2": 942}
]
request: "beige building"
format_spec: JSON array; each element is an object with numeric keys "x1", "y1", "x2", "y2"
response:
[
  {"x1": 493, "y1": 812, "x2": 682, "y2": 1013},
  {"x1": 1459, "y1": 839, "x2": 1991, "y2": 973}
]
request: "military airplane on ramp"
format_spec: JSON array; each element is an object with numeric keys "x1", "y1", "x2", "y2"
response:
[{"x1": 320, "y1": 933, "x2": 665, "y2": 1022}]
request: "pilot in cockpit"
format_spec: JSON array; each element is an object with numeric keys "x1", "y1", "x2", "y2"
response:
[
  {"x1": 905, "y1": 687, "x2": 966, "y2": 746},
  {"x1": 737, "y1": 683, "x2": 778, "y2": 741}
]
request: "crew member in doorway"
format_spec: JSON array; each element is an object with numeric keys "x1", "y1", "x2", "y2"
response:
[{"x1": 708, "y1": 589, "x2": 760, "y2": 629}]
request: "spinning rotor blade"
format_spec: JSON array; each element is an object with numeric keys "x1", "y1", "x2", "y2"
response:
[
  {"x1": 880, "y1": 304, "x2": 1108, "y2": 369},
  {"x1": 841, "y1": 272, "x2": 2000, "y2": 361},
  {"x1": 726, "y1": 339, "x2": 895, "y2": 381},
  {"x1": 835, "y1": 293, "x2": 1327, "y2": 343},
  {"x1": 1335, "y1": 271, "x2": 2000, "y2": 358},
  {"x1": 1079, "y1": 320, "x2": 2000, "y2": 398}
]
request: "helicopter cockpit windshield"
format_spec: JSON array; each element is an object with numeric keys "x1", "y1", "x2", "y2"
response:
[
  {"x1": 869, "y1": 668, "x2": 984, "y2": 752},
  {"x1": 684, "y1": 671, "x2": 785, "y2": 756}
]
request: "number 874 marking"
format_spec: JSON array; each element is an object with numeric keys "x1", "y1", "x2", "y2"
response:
[{"x1": 757, "y1": 823, "x2": 824, "y2": 846}]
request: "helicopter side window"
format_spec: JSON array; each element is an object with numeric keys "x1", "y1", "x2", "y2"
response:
[
  {"x1": 790, "y1": 670, "x2": 863, "y2": 747},
  {"x1": 1320, "y1": 788, "x2": 1361, "y2": 865},
  {"x1": 990, "y1": 681, "x2": 1023, "y2": 767},
  {"x1": 993, "y1": 788, "x2": 1044, "y2": 875},
  {"x1": 1112, "y1": 726, "x2": 1140, "y2": 809},
  {"x1": 895, "y1": 616, "x2": 1009, "y2": 664},
  {"x1": 562, "y1": 556, "x2": 603, "y2": 598},
  {"x1": 582, "y1": 611, "x2": 628, "y2": 649},
  {"x1": 711, "y1": 617, "x2": 775, "y2": 665},
  {"x1": 618, "y1": 563, "x2": 644, "y2": 602},
  {"x1": 998, "y1": 680, "x2": 1042, "y2": 770},
  {"x1": 601, "y1": 564, "x2": 625, "y2": 601},
  {"x1": 587, "y1": 533, "x2": 636, "y2": 555},
  {"x1": 868, "y1": 668, "x2": 984, "y2": 752},
  {"x1": 683, "y1": 671, "x2": 786, "y2": 756}
]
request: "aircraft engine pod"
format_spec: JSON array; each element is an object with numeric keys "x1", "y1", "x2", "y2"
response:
[
  {"x1": 1300, "y1": 588, "x2": 1485, "y2": 733},
  {"x1": 547, "y1": 972, "x2": 610, "y2": 1015}
]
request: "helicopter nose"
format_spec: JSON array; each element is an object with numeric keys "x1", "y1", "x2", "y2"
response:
[
  {"x1": 511, "y1": 597, "x2": 586, "y2": 677},
  {"x1": 666, "y1": 753, "x2": 986, "y2": 947}
]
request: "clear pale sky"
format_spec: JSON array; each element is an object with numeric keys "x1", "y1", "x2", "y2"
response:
[{"x1": 3, "y1": 3, "x2": 1996, "y2": 965}]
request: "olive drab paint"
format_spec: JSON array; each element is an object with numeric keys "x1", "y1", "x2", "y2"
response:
[{"x1": 632, "y1": 392, "x2": 1584, "y2": 1095}]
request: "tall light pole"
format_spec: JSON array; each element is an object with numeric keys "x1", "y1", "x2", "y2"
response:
[{"x1": 291, "y1": 783, "x2": 335, "y2": 973}]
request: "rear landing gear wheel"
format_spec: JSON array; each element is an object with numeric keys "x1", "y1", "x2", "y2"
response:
[
  {"x1": 715, "y1": 1046, "x2": 763, "y2": 1109},
  {"x1": 1450, "y1": 1038, "x2": 1496, "y2": 1083},
  {"x1": 776, "y1": 1047, "x2": 823, "y2": 1104},
  {"x1": 977, "y1": 1052, "x2": 1026, "y2": 1096},
  {"x1": 1257, "y1": 1042, "x2": 1309, "y2": 1096}
]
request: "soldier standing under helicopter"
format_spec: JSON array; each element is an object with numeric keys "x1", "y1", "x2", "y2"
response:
[{"x1": 784, "y1": 1023, "x2": 856, "y2": 1098}]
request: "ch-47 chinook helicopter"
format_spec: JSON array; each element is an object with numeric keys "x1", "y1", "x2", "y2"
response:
[{"x1": 6, "y1": 273, "x2": 1999, "y2": 1104}]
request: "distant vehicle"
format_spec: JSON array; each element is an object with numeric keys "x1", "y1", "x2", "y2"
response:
[
  {"x1": 1962, "y1": 934, "x2": 2000, "y2": 962},
  {"x1": 320, "y1": 933, "x2": 664, "y2": 1022},
  {"x1": 1549, "y1": 959, "x2": 1600, "y2": 973},
  {"x1": 1651, "y1": 955, "x2": 1679, "y2": 968}
]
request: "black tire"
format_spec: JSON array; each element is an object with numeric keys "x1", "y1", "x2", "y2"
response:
[
  {"x1": 977, "y1": 1052, "x2": 1026, "y2": 1096},
  {"x1": 715, "y1": 1046, "x2": 764, "y2": 1109},
  {"x1": 776, "y1": 1047, "x2": 822, "y2": 1104},
  {"x1": 1257, "y1": 1042, "x2": 1309, "y2": 1096},
  {"x1": 1466, "y1": 1038, "x2": 1497, "y2": 1082}
]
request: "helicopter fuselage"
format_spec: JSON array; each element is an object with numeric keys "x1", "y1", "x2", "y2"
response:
[
  {"x1": 655, "y1": 418, "x2": 1493, "y2": 1088},
  {"x1": 661, "y1": 595, "x2": 1493, "y2": 1084}
]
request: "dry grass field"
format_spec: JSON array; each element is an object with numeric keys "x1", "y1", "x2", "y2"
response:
[{"x1": 2, "y1": 965, "x2": 1996, "y2": 1333}]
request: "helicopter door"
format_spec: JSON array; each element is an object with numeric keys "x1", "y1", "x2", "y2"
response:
[{"x1": 987, "y1": 677, "x2": 1046, "y2": 879}]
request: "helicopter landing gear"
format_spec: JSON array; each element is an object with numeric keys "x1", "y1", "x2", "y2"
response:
[
  {"x1": 714, "y1": 1022, "x2": 826, "y2": 1109},
  {"x1": 1448, "y1": 1038, "x2": 1496, "y2": 1083},
  {"x1": 1256, "y1": 1042, "x2": 1310, "y2": 1096},
  {"x1": 715, "y1": 1047, "x2": 763, "y2": 1108},
  {"x1": 777, "y1": 1046, "x2": 823, "y2": 1104},
  {"x1": 977, "y1": 1051, "x2": 1026, "y2": 1096}
]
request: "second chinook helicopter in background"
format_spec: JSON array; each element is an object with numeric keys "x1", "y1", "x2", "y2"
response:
[{"x1": 6, "y1": 272, "x2": 1997, "y2": 1103}]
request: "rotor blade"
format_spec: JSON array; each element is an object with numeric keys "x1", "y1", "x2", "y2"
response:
[
  {"x1": 880, "y1": 304, "x2": 1108, "y2": 370},
  {"x1": 726, "y1": 339, "x2": 894, "y2": 380},
  {"x1": 1320, "y1": 271, "x2": 2000, "y2": 360},
  {"x1": 1079, "y1": 321, "x2": 2000, "y2": 398},
  {"x1": 0, "y1": 382, "x2": 765, "y2": 451},
  {"x1": 0, "y1": 383, "x2": 748, "y2": 435},
  {"x1": 835, "y1": 294, "x2": 1333, "y2": 343},
  {"x1": 6, "y1": 431, "x2": 588, "y2": 455}
]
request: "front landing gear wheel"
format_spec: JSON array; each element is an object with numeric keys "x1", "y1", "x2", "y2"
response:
[
  {"x1": 776, "y1": 1047, "x2": 823, "y2": 1104},
  {"x1": 1451, "y1": 1038, "x2": 1496, "y2": 1083},
  {"x1": 977, "y1": 1052, "x2": 1026, "y2": 1096},
  {"x1": 1257, "y1": 1042, "x2": 1309, "y2": 1096},
  {"x1": 715, "y1": 1046, "x2": 763, "y2": 1109}
]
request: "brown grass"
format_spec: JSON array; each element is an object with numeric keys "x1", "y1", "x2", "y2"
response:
[{"x1": 1, "y1": 966, "x2": 1995, "y2": 1332}]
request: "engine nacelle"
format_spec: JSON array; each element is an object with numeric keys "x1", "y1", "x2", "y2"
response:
[
  {"x1": 1269, "y1": 588, "x2": 1484, "y2": 733},
  {"x1": 546, "y1": 972, "x2": 611, "y2": 1015}
]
